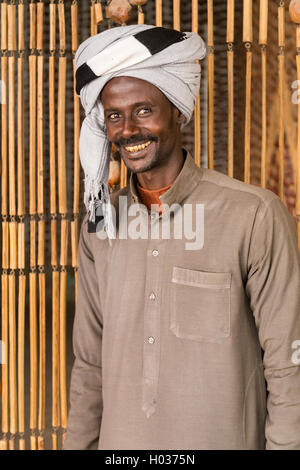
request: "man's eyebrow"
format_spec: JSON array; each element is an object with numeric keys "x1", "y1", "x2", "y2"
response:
[{"x1": 104, "y1": 102, "x2": 154, "y2": 113}]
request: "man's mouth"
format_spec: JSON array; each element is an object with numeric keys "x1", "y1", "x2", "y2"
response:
[
  {"x1": 120, "y1": 139, "x2": 154, "y2": 158},
  {"x1": 123, "y1": 140, "x2": 152, "y2": 153}
]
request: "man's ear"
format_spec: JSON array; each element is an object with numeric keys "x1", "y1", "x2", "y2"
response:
[
  {"x1": 173, "y1": 106, "x2": 185, "y2": 125},
  {"x1": 176, "y1": 112, "x2": 186, "y2": 125}
]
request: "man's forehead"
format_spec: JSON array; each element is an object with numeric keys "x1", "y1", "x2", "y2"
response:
[{"x1": 101, "y1": 76, "x2": 163, "y2": 102}]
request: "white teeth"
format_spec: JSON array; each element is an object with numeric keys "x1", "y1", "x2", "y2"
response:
[{"x1": 125, "y1": 140, "x2": 152, "y2": 153}]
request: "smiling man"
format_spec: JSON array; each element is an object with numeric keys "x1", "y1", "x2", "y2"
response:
[
  {"x1": 63, "y1": 25, "x2": 300, "y2": 450},
  {"x1": 101, "y1": 76, "x2": 185, "y2": 188}
]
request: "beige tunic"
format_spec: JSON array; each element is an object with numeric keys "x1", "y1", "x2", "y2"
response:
[{"x1": 64, "y1": 152, "x2": 300, "y2": 450}]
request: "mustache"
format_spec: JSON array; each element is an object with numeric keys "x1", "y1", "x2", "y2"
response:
[{"x1": 114, "y1": 135, "x2": 158, "y2": 148}]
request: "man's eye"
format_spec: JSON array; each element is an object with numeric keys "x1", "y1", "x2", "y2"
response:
[
  {"x1": 107, "y1": 113, "x2": 119, "y2": 120},
  {"x1": 137, "y1": 108, "x2": 150, "y2": 116}
]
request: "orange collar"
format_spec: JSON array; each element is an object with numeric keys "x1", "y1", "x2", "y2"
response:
[{"x1": 137, "y1": 183, "x2": 172, "y2": 213}]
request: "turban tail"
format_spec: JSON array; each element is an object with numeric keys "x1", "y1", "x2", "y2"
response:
[{"x1": 75, "y1": 25, "x2": 206, "y2": 237}]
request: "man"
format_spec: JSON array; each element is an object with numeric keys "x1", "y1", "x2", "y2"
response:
[{"x1": 63, "y1": 25, "x2": 300, "y2": 450}]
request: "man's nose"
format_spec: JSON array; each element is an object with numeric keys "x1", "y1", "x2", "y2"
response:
[{"x1": 120, "y1": 116, "x2": 140, "y2": 139}]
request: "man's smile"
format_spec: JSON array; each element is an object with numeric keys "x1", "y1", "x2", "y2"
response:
[
  {"x1": 120, "y1": 140, "x2": 155, "y2": 159},
  {"x1": 124, "y1": 140, "x2": 152, "y2": 153}
]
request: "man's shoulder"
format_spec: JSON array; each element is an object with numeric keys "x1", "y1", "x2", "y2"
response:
[{"x1": 200, "y1": 167, "x2": 278, "y2": 207}]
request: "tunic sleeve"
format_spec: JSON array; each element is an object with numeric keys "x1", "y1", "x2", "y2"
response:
[
  {"x1": 245, "y1": 196, "x2": 300, "y2": 449},
  {"x1": 63, "y1": 215, "x2": 103, "y2": 450}
]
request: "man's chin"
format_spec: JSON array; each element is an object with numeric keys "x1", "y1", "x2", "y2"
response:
[{"x1": 122, "y1": 154, "x2": 159, "y2": 174}]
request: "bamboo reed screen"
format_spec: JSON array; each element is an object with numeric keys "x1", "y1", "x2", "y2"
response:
[{"x1": 0, "y1": 0, "x2": 299, "y2": 450}]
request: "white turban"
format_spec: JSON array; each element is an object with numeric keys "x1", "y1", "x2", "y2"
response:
[{"x1": 75, "y1": 24, "x2": 206, "y2": 237}]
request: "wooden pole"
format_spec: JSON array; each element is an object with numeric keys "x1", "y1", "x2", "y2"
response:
[
  {"x1": 94, "y1": 0, "x2": 103, "y2": 25},
  {"x1": 173, "y1": 0, "x2": 180, "y2": 31},
  {"x1": 259, "y1": 0, "x2": 268, "y2": 188},
  {"x1": 58, "y1": 0, "x2": 68, "y2": 446},
  {"x1": 29, "y1": 0, "x2": 37, "y2": 450},
  {"x1": 227, "y1": 0, "x2": 234, "y2": 177},
  {"x1": 17, "y1": 0, "x2": 26, "y2": 450},
  {"x1": 207, "y1": 0, "x2": 214, "y2": 170},
  {"x1": 7, "y1": 1, "x2": 17, "y2": 450},
  {"x1": 90, "y1": 0, "x2": 97, "y2": 36},
  {"x1": 49, "y1": 0, "x2": 60, "y2": 450},
  {"x1": 192, "y1": 0, "x2": 201, "y2": 168},
  {"x1": 71, "y1": 0, "x2": 80, "y2": 303},
  {"x1": 243, "y1": 0, "x2": 252, "y2": 183},
  {"x1": 0, "y1": 0, "x2": 9, "y2": 451},
  {"x1": 289, "y1": 0, "x2": 300, "y2": 246},
  {"x1": 155, "y1": 0, "x2": 162, "y2": 26},
  {"x1": 278, "y1": 1, "x2": 285, "y2": 201},
  {"x1": 36, "y1": 0, "x2": 46, "y2": 450}
]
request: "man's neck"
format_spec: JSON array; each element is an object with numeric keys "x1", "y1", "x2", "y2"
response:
[{"x1": 136, "y1": 149, "x2": 185, "y2": 190}]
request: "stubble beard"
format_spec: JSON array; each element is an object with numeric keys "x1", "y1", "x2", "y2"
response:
[{"x1": 122, "y1": 148, "x2": 161, "y2": 174}]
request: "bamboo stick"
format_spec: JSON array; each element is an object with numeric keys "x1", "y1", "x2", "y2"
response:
[
  {"x1": 244, "y1": 48, "x2": 252, "y2": 184},
  {"x1": 243, "y1": 0, "x2": 252, "y2": 183},
  {"x1": 0, "y1": 1, "x2": 8, "y2": 451},
  {"x1": 58, "y1": 0, "x2": 66, "y2": 52},
  {"x1": 138, "y1": 6, "x2": 144, "y2": 24},
  {"x1": 7, "y1": 2, "x2": 16, "y2": 50},
  {"x1": 155, "y1": 0, "x2": 162, "y2": 26},
  {"x1": 58, "y1": 1, "x2": 68, "y2": 446},
  {"x1": 29, "y1": 54, "x2": 36, "y2": 215},
  {"x1": 37, "y1": 55, "x2": 44, "y2": 215},
  {"x1": 7, "y1": 1, "x2": 17, "y2": 450},
  {"x1": 49, "y1": 0, "x2": 60, "y2": 449},
  {"x1": 243, "y1": 0, "x2": 252, "y2": 43},
  {"x1": 29, "y1": 268, "x2": 37, "y2": 450},
  {"x1": 57, "y1": 58, "x2": 67, "y2": 214},
  {"x1": 36, "y1": 1, "x2": 43, "y2": 51},
  {"x1": 291, "y1": 0, "x2": 300, "y2": 245},
  {"x1": 8, "y1": 272, "x2": 17, "y2": 450},
  {"x1": 90, "y1": 0, "x2": 97, "y2": 36},
  {"x1": 192, "y1": 0, "x2": 198, "y2": 34},
  {"x1": 278, "y1": 3, "x2": 285, "y2": 201},
  {"x1": 120, "y1": 161, "x2": 128, "y2": 188},
  {"x1": 52, "y1": 267, "x2": 60, "y2": 450},
  {"x1": 49, "y1": 1, "x2": 56, "y2": 52},
  {"x1": 227, "y1": 0, "x2": 234, "y2": 177},
  {"x1": 17, "y1": 61, "x2": 25, "y2": 215},
  {"x1": 192, "y1": 0, "x2": 201, "y2": 167},
  {"x1": 297, "y1": 51, "x2": 300, "y2": 247},
  {"x1": 94, "y1": 1, "x2": 103, "y2": 24},
  {"x1": 71, "y1": 2, "x2": 78, "y2": 53},
  {"x1": 60, "y1": 219, "x2": 69, "y2": 445},
  {"x1": 227, "y1": 49, "x2": 234, "y2": 177},
  {"x1": 8, "y1": 55, "x2": 15, "y2": 214},
  {"x1": 49, "y1": 24, "x2": 56, "y2": 214},
  {"x1": 37, "y1": 263, "x2": 46, "y2": 450},
  {"x1": 17, "y1": 0, "x2": 26, "y2": 450},
  {"x1": 29, "y1": 0, "x2": 37, "y2": 451},
  {"x1": 259, "y1": 0, "x2": 268, "y2": 188},
  {"x1": 72, "y1": 0, "x2": 80, "y2": 302},
  {"x1": 36, "y1": 1, "x2": 46, "y2": 450},
  {"x1": 1, "y1": 270, "x2": 9, "y2": 450},
  {"x1": 259, "y1": 0, "x2": 268, "y2": 45},
  {"x1": 17, "y1": 223, "x2": 26, "y2": 450},
  {"x1": 71, "y1": 220, "x2": 78, "y2": 302},
  {"x1": 8, "y1": 220, "x2": 17, "y2": 449},
  {"x1": 207, "y1": 0, "x2": 214, "y2": 169},
  {"x1": 226, "y1": 0, "x2": 234, "y2": 43},
  {"x1": 29, "y1": 1, "x2": 36, "y2": 51},
  {"x1": 1, "y1": 2, "x2": 8, "y2": 219},
  {"x1": 173, "y1": 0, "x2": 180, "y2": 31}
]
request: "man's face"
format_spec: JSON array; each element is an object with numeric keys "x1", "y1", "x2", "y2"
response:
[{"x1": 101, "y1": 76, "x2": 184, "y2": 174}]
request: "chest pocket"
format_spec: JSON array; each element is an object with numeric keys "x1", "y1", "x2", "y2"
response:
[{"x1": 170, "y1": 266, "x2": 231, "y2": 342}]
